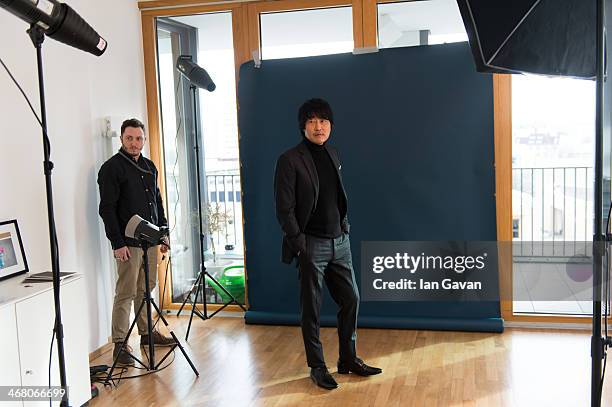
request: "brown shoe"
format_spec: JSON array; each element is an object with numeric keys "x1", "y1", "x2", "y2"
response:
[
  {"x1": 140, "y1": 330, "x2": 176, "y2": 347},
  {"x1": 113, "y1": 343, "x2": 135, "y2": 366}
]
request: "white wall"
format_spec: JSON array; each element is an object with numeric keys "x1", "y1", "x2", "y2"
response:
[{"x1": 0, "y1": 0, "x2": 147, "y2": 352}]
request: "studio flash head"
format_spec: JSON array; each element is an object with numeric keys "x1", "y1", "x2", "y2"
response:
[
  {"x1": 176, "y1": 55, "x2": 216, "y2": 91},
  {"x1": 125, "y1": 215, "x2": 169, "y2": 245},
  {"x1": 0, "y1": 0, "x2": 107, "y2": 56}
]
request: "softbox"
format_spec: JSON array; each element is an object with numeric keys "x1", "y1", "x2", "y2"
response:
[{"x1": 456, "y1": 0, "x2": 596, "y2": 78}]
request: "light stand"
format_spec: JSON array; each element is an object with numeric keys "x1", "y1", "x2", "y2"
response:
[
  {"x1": 176, "y1": 83, "x2": 246, "y2": 340},
  {"x1": 592, "y1": 1, "x2": 612, "y2": 405},
  {"x1": 0, "y1": 2, "x2": 106, "y2": 404},
  {"x1": 27, "y1": 24, "x2": 69, "y2": 407},
  {"x1": 105, "y1": 239, "x2": 198, "y2": 383}
]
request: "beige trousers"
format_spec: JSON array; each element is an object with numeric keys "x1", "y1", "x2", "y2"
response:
[{"x1": 111, "y1": 246, "x2": 159, "y2": 343}]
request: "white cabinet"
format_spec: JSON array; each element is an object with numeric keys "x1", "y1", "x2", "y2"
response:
[
  {"x1": 0, "y1": 275, "x2": 91, "y2": 407},
  {"x1": 0, "y1": 304, "x2": 23, "y2": 407},
  {"x1": 57, "y1": 278, "x2": 91, "y2": 407}
]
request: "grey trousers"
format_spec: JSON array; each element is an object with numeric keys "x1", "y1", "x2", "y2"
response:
[
  {"x1": 111, "y1": 246, "x2": 159, "y2": 343},
  {"x1": 298, "y1": 233, "x2": 360, "y2": 368}
]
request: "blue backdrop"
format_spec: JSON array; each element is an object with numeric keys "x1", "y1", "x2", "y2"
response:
[{"x1": 238, "y1": 43, "x2": 502, "y2": 332}]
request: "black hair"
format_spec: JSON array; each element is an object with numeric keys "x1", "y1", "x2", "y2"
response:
[
  {"x1": 121, "y1": 118, "x2": 145, "y2": 136},
  {"x1": 298, "y1": 98, "x2": 333, "y2": 134}
]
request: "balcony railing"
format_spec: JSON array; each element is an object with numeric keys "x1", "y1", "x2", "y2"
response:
[
  {"x1": 512, "y1": 167, "x2": 593, "y2": 259},
  {"x1": 206, "y1": 173, "x2": 243, "y2": 254}
]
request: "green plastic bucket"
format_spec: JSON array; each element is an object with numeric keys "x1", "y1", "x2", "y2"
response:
[{"x1": 207, "y1": 265, "x2": 245, "y2": 304}]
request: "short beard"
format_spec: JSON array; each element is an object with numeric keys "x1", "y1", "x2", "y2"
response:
[{"x1": 122, "y1": 146, "x2": 141, "y2": 158}]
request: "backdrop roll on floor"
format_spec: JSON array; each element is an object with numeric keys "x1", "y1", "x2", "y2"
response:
[{"x1": 238, "y1": 42, "x2": 502, "y2": 332}]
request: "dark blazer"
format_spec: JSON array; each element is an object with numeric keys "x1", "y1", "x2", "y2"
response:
[{"x1": 274, "y1": 141, "x2": 350, "y2": 264}]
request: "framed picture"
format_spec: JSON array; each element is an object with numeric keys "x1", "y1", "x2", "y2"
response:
[{"x1": 0, "y1": 220, "x2": 28, "y2": 281}]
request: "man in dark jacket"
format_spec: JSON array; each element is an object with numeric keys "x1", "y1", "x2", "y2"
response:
[
  {"x1": 98, "y1": 118, "x2": 174, "y2": 366},
  {"x1": 274, "y1": 99, "x2": 382, "y2": 390}
]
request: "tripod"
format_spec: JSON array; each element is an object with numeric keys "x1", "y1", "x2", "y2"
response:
[
  {"x1": 176, "y1": 84, "x2": 246, "y2": 341},
  {"x1": 105, "y1": 240, "x2": 198, "y2": 383}
]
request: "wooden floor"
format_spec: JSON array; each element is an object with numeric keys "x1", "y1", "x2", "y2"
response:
[{"x1": 89, "y1": 315, "x2": 612, "y2": 407}]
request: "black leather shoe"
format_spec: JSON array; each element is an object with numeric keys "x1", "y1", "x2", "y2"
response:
[
  {"x1": 337, "y1": 358, "x2": 382, "y2": 376},
  {"x1": 310, "y1": 367, "x2": 338, "y2": 390}
]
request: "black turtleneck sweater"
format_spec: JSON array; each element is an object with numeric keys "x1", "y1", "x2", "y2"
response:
[{"x1": 303, "y1": 139, "x2": 342, "y2": 238}]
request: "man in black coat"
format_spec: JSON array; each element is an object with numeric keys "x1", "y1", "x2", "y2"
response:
[
  {"x1": 98, "y1": 118, "x2": 175, "y2": 366},
  {"x1": 274, "y1": 99, "x2": 382, "y2": 390}
]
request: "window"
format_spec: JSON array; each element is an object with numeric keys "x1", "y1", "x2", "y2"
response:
[
  {"x1": 377, "y1": 0, "x2": 467, "y2": 49},
  {"x1": 157, "y1": 12, "x2": 245, "y2": 305},
  {"x1": 512, "y1": 74, "x2": 596, "y2": 316},
  {"x1": 260, "y1": 7, "x2": 354, "y2": 60},
  {"x1": 156, "y1": 18, "x2": 200, "y2": 306}
]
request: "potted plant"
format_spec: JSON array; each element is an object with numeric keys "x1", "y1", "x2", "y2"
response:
[{"x1": 205, "y1": 202, "x2": 230, "y2": 263}]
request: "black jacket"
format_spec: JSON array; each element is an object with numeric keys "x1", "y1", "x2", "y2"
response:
[
  {"x1": 98, "y1": 149, "x2": 167, "y2": 250},
  {"x1": 274, "y1": 141, "x2": 349, "y2": 264}
]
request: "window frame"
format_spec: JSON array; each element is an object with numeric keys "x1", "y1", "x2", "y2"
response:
[
  {"x1": 139, "y1": 0, "x2": 586, "y2": 325},
  {"x1": 258, "y1": 5, "x2": 356, "y2": 61}
]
